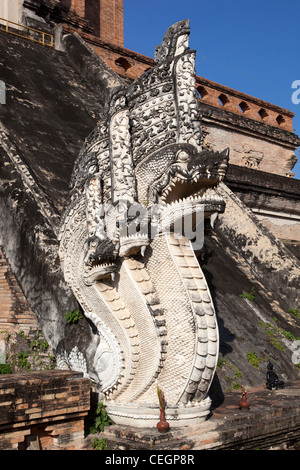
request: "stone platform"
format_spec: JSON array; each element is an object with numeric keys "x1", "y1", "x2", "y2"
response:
[
  {"x1": 84, "y1": 381, "x2": 300, "y2": 450},
  {"x1": 1, "y1": 372, "x2": 300, "y2": 450}
]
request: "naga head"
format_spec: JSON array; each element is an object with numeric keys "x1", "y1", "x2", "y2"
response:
[{"x1": 64, "y1": 19, "x2": 228, "y2": 286}]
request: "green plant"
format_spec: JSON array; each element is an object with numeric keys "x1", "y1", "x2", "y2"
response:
[
  {"x1": 280, "y1": 330, "x2": 295, "y2": 341},
  {"x1": 271, "y1": 338, "x2": 284, "y2": 351},
  {"x1": 217, "y1": 357, "x2": 228, "y2": 368},
  {"x1": 48, "y1": 355, "x2": 56, "y2": 369},
  {"x1": 17, "y1": 351, "x2": 31, "y2": 371},
  {"x1": 92, "y1": 437, "x2": 109, "y2": 450},
  {"x1": 289, "y1": 308, "x2": 300, "y2": 319},
  {"x1": 65, "y1": 309, "x2": 83, "y2": 325},
  {"x1": 240, "y1": 287, "x2": 255, "y2": 301},
  {"x1": 0, "y1": 363, "x2": 12, "y2": 374},
  {"x1": 157, "y1": 385, "x2": 166, "y2": 410},
  {"x1": 30, "y1": 332, "x2": 49, "y2": 352},
  {"x1": 232, "y1": 381, "x2": 241, "y2": 390},
  {"x1": 19, "y1": 330, "x2": 28, "y2": 340},
  {"x1": 0, "y1": 330, "x2": 10, "y2": 341},
  {"x1": 246, "y1": 351, "x2": 263, "y2": 369},
  {"x1": 1, "y1": 329, "x2": 55, "y2": 373},
  {"x1": 217, "y1": 357, "x2": 243, "y2": 391},
  {"x1": 259, "y1": 320, "x2": 297, "y2": 351},
  {"x1": 88, "y1": 403, "x2": 112, "y2": 434}
]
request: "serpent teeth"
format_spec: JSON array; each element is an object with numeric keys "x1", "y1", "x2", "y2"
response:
[{"x1": 141, "y1": 245, "x2": 146, "y2": 256}]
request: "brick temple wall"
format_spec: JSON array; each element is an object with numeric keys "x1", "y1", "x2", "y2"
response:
[
  {"x1": 0, "y1": 246, "x2": 38, "y2": 336},
  {"x1": 197, "y1": 83, "x2": 298, "y2": 177},
  {"x1": 0, "y1": 370, "x2": 90, "y2": 450},
  {"x1": 60, "y1": 0, "x2": 124, "y2": 47},
  {"x1": 17, "y1": 0, "x2": 300, "y2": 177},
  {"x1": 73, "y1": 40, "x2": 299, "y2": 179}
]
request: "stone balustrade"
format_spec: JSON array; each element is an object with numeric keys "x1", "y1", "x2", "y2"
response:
[{"x1": 196, "y1": 76, "x2": 294, "y2": 132}]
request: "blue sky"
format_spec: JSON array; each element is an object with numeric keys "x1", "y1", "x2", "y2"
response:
[{"x1": 124, "y1": 0, "x2": 300, "y2": 179}]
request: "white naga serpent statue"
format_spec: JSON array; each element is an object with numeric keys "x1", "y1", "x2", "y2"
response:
[{"x1": 58, "y1": 20, "x2": 229, "y2": 427}]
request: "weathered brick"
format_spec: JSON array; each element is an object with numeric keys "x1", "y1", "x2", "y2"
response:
[
  {"x1": 0, "y1": 247, "x2": 38, "y2": 335},
  {"x1": 0, "y1": 371, "x2": 90, "y2": 449},
  {"x1": 16, "y1": 403, "x2": 29, "y2": 410}
]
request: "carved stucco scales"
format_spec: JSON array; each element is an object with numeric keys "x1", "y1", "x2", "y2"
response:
[{"x1": 58, "y1": 20, "x2": 229, "y2": 427}]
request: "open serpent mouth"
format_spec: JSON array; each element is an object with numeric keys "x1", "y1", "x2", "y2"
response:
[
  {"x1": 83, "y1": 147, "x2": 229, "y2": 284},
  {"x1": 158, "y1": 176, "x2": 225, "y2": 242},
  {"x1": 83, "y1": 236, "x2": 119, "y2": 284},
  {"x1": 153, "y1": 149, "x2": 229, "y2": 242},
  {"x1": 151, "y1": 147, "x2": 229, "y2": 208},
  {"x1": 159, "y1": 173, "x2": 224, "y2": 207}
]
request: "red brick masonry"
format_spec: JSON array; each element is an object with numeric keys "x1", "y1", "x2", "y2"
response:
[
  {"x1": 0, "y1": 246, "x2": 38, "y2": 335},
  {"x1": 0, "y1": 370, "x2": 90, "y2": 450}
]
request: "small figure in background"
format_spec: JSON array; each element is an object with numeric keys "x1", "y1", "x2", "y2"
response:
[{"x1": 266, "y1": 362, "x2": 284, "y2": 390}]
